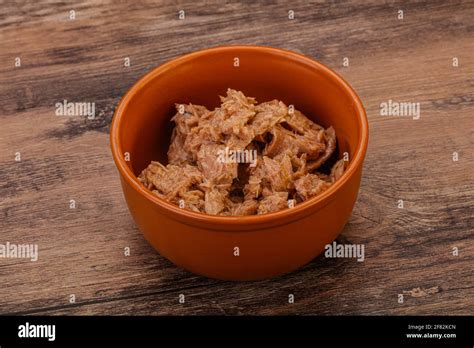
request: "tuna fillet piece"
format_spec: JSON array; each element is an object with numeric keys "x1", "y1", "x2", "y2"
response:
[
  {"x1": 138, "y1": 161, "x2": 203, "y2": 201},
  {"x1": 306, "y1": 126, "x2": 337, "y2": 171},
  {"x1": 258, "y1": 192, "x2": 289, "y2": 214},
  {"x1": 294, "y1": 173, "x2": 332, "y2": 201}
]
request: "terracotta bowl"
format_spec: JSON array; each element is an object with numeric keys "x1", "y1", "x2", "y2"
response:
[{"x1": 110, "y1": 45, "x2": 368, "y2": 281}]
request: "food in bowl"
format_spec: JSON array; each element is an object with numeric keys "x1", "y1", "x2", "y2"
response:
[
  {"x1": 138, "y1": 89, "x2": 345, "y2": 216},
  {"x1": 111, "y1": 45, "x2": 368, "y2": 280}
]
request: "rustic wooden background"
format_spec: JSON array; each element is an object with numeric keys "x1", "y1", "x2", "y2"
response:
[{"x1": 0, "y1": 0, "x2": 472, "y2": 315}]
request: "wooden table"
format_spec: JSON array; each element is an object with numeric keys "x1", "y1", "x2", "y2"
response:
[{"x1": 1, "y1": 0, "x2": 472, "y2": 315}]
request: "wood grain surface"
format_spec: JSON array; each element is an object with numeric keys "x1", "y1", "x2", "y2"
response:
[{"x1": 0, "y1": 0, "x2": 473, "y2": 315}]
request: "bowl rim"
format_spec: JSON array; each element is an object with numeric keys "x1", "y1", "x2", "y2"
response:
[{"x1": 110, "y1": 45, "x2": 369, "y2": 226}]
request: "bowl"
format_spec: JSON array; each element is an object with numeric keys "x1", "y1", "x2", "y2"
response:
[{"x1": 110, "y1": 45, "x2": 368, "y2": 281}]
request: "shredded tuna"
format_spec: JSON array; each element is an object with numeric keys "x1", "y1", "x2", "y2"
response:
[
  {"x1": 294, "y1": 174, "x2": 332, "y2": 201},
  {"x1": 306, "y1": 126, "x2": 337, "y2": 171},
  {"x1": 258, "y1": 192, "x2": 289, "y2": 214},
  {"x1": 204, "y1": 187, "x2": 227, "y2": 215},
  {"x1": 138, "y1": 89, "x2": 346, "y2": 215},
  {"x1": 227, "y1": 198, "x2": 259, "y2": 216}
]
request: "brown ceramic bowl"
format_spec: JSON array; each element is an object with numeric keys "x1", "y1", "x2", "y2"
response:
[{"x1": 110, "y1": 45, "x2": 368, "y2": 281}]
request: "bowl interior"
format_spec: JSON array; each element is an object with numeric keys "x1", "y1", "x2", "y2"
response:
[{"x1": 117, "y1": 47, "x2": 362, "y2": 185}]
